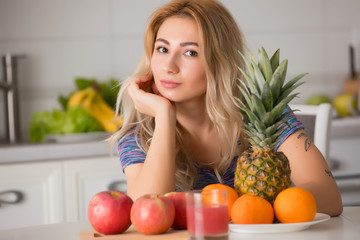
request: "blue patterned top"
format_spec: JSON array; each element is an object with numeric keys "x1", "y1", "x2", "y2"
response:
[{"x1": 118, "y1": 106, "x2": 303, "y2": 190}]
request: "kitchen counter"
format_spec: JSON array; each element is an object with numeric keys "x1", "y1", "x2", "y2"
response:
[
  {"x1": 331, "y1": 116, "x2": 360, "y2": 138},
  {"x1": 0, "y1": 207, "x2": 358, "y2": 240},
  {"x1": 0, "y1": 139, "x2": 115, "y2": 164}
]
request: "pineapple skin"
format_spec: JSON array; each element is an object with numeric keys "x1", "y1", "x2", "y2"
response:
[{"x1": 234, "y1": 148, "x2": 291, "y2": 204}]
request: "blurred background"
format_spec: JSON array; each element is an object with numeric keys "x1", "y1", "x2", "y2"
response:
[{"x1": 0, "y1": 0, "x2": 359, "y2": 141}]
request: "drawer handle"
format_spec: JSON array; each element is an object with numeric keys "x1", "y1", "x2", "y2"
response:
[{"x1": 0, "y1": 190, "x2": 24, "y2": 207}]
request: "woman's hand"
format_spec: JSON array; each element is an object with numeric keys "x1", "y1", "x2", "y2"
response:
[{"x1": 127, "y1": 76, "x2": 174, "y2": 118}]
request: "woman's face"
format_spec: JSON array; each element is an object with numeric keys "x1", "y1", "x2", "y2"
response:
[{"x1": 151, "y1": 16, "x2": 207, "y2": 103}]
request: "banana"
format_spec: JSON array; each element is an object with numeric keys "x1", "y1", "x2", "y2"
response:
[
  {"x1": 97, "y1": 100, "x2": 118, "y2": 119},
  {"x1": 67, "y1": 86, "x2": 94, "y2": 107},
  {"x1": 92, "y1": 96, "x2": 123, "y2": 131},
  {"x1": 67, "y1": 84, "x2": 122, "y2": 132},
  {"x1": 80, "y1": 89, "x2": 98, "y2": 112},
  {"x1": 89, "y1": 103, "x2": 121, "y2": 132},
  {"x1": 75, "y1": 88, "x2": 123, "y2": 132}
]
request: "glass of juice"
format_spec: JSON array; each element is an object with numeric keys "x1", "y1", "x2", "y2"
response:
[{"x1": 185, "y1": 189, "x2": 228, "y2": 240}]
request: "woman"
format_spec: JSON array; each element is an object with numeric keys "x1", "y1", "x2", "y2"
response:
[{"x1": 110, "y1": 0, "x2": 342, "y2": 216}]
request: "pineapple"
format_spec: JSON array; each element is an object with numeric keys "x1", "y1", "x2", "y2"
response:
[{"x1": 234, "y1": 47, "x2": 307, "y2": 204}]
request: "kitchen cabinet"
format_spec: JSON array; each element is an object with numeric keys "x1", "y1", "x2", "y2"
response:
[
  {"x1": 0, "y1": 161, "x2": 64, "y2": 230},
  {"x1": 330, "y1": 137, "x2": 360, "y2": 206},
  {"x1": 330, "y1": 117, "x2": 360, "y2": 206},
  {"x1": 0, "y1": 156, "x2": 125, "y2": 230},
  {"x1": 63, "y1": 156, "x2": 126, "y2": 222}
]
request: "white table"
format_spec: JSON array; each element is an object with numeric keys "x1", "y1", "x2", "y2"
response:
[{"x1": 0, "y1": 207, "x2": 358, "y2": 240}]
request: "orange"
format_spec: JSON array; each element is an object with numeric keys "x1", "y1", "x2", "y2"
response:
[
  {"x1": 273, "y1": 187, "x2": 317, "y2": 223},
  {"x1": 202, "y1": 184, "x2": 239, "y2": 221},
  {"x1": 231, "y1": 194, "x2": 274, "y2": 224}
]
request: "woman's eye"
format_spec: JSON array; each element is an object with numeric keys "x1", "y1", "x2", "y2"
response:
[
  {"x1": 156, "y1": 47, "x2": 168, "y2": 53},
  {"x1": 185, "y1": 50, "x2": 198, "y2": 57}
]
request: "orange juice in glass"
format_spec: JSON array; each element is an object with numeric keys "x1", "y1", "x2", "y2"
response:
[{"x1": 186, "y1": 189, "x2": 228, "y2": 240}]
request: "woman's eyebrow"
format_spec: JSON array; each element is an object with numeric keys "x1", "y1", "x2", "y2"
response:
[
  {"x1": 180, "y1": 42, "x2": 198, "y2": 47},
  {"x1": 155, "y1": 38, "x2": 198, "y2": 47},
  {"x1": 155, "y1": 38, "x2": 169, "y2": 45}
]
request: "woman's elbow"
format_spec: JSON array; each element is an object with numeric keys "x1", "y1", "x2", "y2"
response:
[
  {"x1": 329, "y1": 201, "x2": 343, "y2": 217},
  {"x1": 318, "y1": 195, "x2": 343, "y2": 217}
]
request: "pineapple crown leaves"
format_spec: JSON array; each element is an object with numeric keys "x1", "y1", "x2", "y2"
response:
[{"x1": 235, "y1": 46, "x2": 307, "y2": 149}]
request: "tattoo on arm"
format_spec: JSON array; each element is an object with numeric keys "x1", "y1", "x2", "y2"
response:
[
  {"x1": 325, "y1": 169, "x2": 334, "y2": 179},
  {"x1": 297, "y1": 133, "x2": 306, "y2": 139},
  {"x1": 297, "y1": 132, "x2": 311, "y2": 152}
]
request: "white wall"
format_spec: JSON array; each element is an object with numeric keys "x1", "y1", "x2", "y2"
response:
[{"x1": 0, "y1": 0, "x2": 359, "y2": 142}]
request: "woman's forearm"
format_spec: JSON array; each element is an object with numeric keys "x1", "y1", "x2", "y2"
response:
[{"x1": 126, "y1": 109, "x2": 177, "y2": 200}]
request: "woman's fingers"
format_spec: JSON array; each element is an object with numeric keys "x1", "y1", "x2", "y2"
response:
[
  {"x1": 137, "y1": 76, "x2": 153, "y2": 92},
  {"x1": 127, "y1": 76, "x2": 171, "y2": 117},
  {"x1": 127, "y1": 81, "x2": 140, "y2": 99}
]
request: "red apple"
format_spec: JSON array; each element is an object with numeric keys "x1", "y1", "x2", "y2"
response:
[
  {"x1": 88, "y1": 191, "x2": 133, "y2": 235},
  {"x1": 130, "y1": 194, "x2": 175, "y2": 235},
  {"x1": 164, "y1": 192, "x2": 187, "y2": 229}
]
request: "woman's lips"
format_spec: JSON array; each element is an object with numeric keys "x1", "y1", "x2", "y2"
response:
[{"x1": 160, "y1": 80, "x2": 181, "y2": 89}]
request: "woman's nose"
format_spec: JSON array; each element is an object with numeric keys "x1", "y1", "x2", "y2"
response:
[{"x1": 163, "y1": 54, "x2": 179, "y2": 74}]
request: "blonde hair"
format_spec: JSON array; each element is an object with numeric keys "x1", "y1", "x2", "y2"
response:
[{"x1": 110, "y1": 0, "x2": 247, "y2": 191}]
